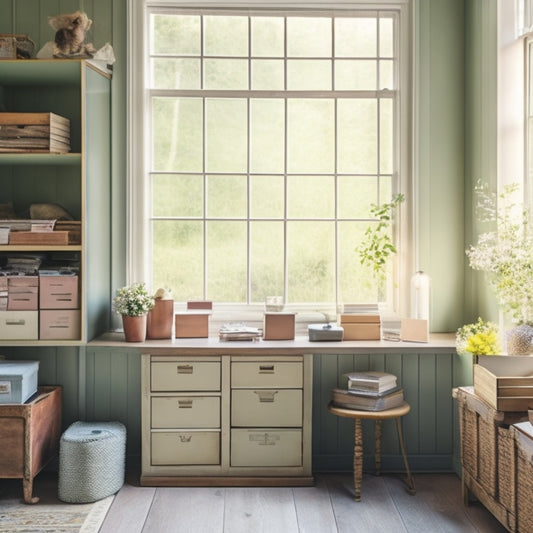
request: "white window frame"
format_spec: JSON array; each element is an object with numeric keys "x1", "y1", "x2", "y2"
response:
[{"x1": 127, "y1": 0, "x2": 413, "y2": 319}]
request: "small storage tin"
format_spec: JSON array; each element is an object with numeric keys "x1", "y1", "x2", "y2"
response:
[{"x1": 308, "y1": 323, "x2": 344, "y2": 342}]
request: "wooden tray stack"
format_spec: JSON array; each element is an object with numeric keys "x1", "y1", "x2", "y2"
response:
[{"x1": 0, "y1": 112, "x2": 70, "y2": 153}]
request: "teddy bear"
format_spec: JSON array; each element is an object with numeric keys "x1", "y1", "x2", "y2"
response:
[{"x1": 48, "y1": 10, "x2": 96, "y2": 57}]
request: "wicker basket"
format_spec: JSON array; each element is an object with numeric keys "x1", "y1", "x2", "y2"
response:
[
  {"x1": 456, "y1": 387, "x2": 527, "y2": 501},
  {"x1": 513, "y1": 422, "x2": 533, "y2": 533}
]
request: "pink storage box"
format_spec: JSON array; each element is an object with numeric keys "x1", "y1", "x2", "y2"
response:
[
  {"x1": 39, "y1": 309, "x2": 80, "y2": 340},
  {"x1": 7, "y1": 286, "x2": 38, "y2": 310},
  {"x1": 39, "y1": 274, "x2": 78, "y2": 309},
  {"x1": 8, "y1": 276, "x2": 38, "y2": 288}
]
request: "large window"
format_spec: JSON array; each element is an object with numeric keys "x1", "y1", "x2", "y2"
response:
[{"x1": 131, "y1": 3, "x2": 411, "y2": 314}]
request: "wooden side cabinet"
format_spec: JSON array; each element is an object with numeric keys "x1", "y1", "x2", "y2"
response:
[
  {"x1": 141, "y1": 353, "x2": 313, "y2": 486},
  {"x1": 0, "y1": 386, "x2": 62, "y2": 503}
]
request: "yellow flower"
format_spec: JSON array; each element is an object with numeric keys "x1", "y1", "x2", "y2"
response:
[{"x1": 465, "y1": 330, "x2": 500, "y2": 356}]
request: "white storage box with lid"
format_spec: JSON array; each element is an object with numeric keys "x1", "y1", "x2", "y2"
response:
[{"x1": 0, "y1": 360, "x2": 39, "y2": 403}]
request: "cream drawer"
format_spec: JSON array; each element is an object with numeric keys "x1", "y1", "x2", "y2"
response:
[
  {"x1": 151, "y1": 431, "x2": 220, "y2": 465},
  {"x1": 152, "y1": 396, "x2": 220, "y2": 429},
  {"x1": 231, "y1": 389, "x2": 302, "y2": 427},
  {"x1": 231, "y1": 361, "x2": 302, "y2": 388},
  {"x1": 230, "y1": 429, "x2": 302, "y2": 467},
  {"x1": 151, "y1": 361, "x2": 220, "y2": 391}
]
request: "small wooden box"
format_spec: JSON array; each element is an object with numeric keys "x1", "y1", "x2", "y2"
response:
[
  {"x1": 0, "y1": 112, "x2": 70, "y2": 154},
  {"x1": 340, "y1": 314, "x2": 381, "y2": 340},
  {"x1": 175, "y1": 313, "x2": 209, "y2": 338},
  {"x1": 474, "y1": 355, "x2": 533, "y2": 411},
  {"x1": 9, "y1": 231, "x2": 69, "y2": 245},
  {"x1": 263, "y1": 312, "x2": 295, "y2": 340}
]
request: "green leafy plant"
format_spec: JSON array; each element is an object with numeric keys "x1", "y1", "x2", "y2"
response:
[
  {"x1": 113, "y1": 282, "x2": 155, "y2": 317},
  {"x1": 456, "y1": 317, "x2": 500, "y2": 356},
  {"x1": 356, "y1": 194, "x2": 405, "y2": 283}
]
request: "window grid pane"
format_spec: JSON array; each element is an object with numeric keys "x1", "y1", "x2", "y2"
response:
[{"x1": 148, "y1": 10, "x2": 399, "y2": 306}]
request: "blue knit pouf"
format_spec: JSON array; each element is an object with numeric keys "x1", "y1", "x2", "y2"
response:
[{"x1": 58, "y1": 421, "x2": 126, "y2": 503}]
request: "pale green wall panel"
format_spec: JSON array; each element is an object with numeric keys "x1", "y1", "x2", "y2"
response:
[{"x1": 415, "y1": 0, "x2": 466, "y2": 332}]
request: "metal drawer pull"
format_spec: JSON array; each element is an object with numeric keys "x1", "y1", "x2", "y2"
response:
[
  {"x1": 178, "y1": 399, "x2": 193, "y2": 408},
  {"x1": 6, "y1": 319, "x2": 25, "y2": 326},
  {"x1": 255, "y1": 390, "x2": 278, "y2": 402},
  {"x1": 177, "y1": 364, "x2": 193, "y2": 374},
  {"x1": 259, "y1": 365, "x2": 275, "y2": 373},
  {"x1": 179, "y1": 435, "x2": 192, "y2": 443}
]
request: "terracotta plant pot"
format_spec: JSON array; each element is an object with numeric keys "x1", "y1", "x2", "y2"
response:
[
  {"x1": 146, "y1": 299, "x2": 174, "y2": 339},
  {"x1": 122, "y1": 314, "x2": 147, "y2": 342}
]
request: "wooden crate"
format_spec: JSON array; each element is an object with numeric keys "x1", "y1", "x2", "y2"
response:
[
  {"x1": 54, "y1": 221, "x2": 81, "y2": 245},
  {"x1": 474, "y1": 356, "x2": 533, "y2": 411},
  {"x1": 9, "y1": 231, "x2": 69, "y2": 245},
  {"x1": 0, "y1": 112, "x2": 70, "y2": 153},
  {"x1": 455, "y1": 386, "x2": 527, "y2": 529}
]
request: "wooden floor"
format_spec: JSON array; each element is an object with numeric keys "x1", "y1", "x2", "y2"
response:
[{"x1": 98, "y1": 472, "x2": 508, "y2": 533}]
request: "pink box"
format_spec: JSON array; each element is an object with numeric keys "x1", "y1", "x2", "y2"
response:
[
  {"x1": 39, "y1": 309, "x2": 80, "y2": 340},
  {"x1": 39, "y1": 275, "x2": 78, "y2": 309},
  {"x1": 8, "y1": 276, "x2": 38, "y2": 288},
  {"x1": 7, "y1": 287, "x2": 38, "y2": 310}
]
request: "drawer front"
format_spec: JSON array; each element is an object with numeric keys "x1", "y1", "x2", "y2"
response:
[
  {"x1": 151, "y1": 431, "x2": 220, "y2": 465},
  {"x1": 231, "y1": 389, "x2": 302, "y2": 427},
  {"x1": 151, "y1": 361, "x2": 220, "y2": 392},
  {"x1": 152, "y1": 396, "x2": 220, "y2": 429},
  {"x1": 0, "y1": 311, "x2": 38, "y2": 340},
  {"x1": 231, "y1": 361, "x2": 302, "y2": 388},
  {"x1": 230, "y1": 429, "x2": 302, "y2": 467}
]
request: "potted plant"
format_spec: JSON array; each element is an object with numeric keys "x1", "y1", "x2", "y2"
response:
[
  {"x1": 466, "y1": 182, "x2": 533, "y2": 354},
  {"x1": 113, "y1": 282, "x2": 155, "y2": 342}
]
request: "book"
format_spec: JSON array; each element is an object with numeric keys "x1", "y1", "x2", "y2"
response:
[
  {"x1": 331, "y1": 387, "x2": 404, "y2": 411},
  {"x1": 344, "y1": 371, "x2": 397, "y2": 393}
]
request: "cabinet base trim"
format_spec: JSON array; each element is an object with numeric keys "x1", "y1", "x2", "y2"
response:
[{"x1": 140, "y1": 475, "x2": 314, "y2": 487}]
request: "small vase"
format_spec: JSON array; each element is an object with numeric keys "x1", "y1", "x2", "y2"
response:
[
  {"x1": 505, "y1": 324, "x2": 533, "y2": 355},
  {"x1": 146, "y1": 299, "x2": 174, "y2": 339},
  {"x1": 122, "y1": 314, "x2": 147, "y2": 342}
]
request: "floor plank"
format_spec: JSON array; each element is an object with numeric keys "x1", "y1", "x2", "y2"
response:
[
  {"x1": 293, "y1": 475, "x2": 338, "y2": 533},
  {"x1": 98, "y1": 484, "x2": 156, "y2": 533},
  {"x1": 326, "y1": 473, "x2": 408, "y2": 533},
  {"x1": 223, "y1": 487, "x2": 299, "y2": 533},
  {"x1": 142, "y1": 487, "x2": 225, "y2": 533}
]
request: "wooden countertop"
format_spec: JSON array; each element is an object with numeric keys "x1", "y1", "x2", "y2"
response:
[{"x1": 89, "y1": 332, "x2": 456, "y2": 355}]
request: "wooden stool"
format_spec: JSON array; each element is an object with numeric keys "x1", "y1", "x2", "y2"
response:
[{"x1": 327, "y1": 401, "x2": 416, "y2": 501}]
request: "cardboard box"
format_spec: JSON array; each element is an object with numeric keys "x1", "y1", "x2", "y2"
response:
[
  {"x1": 7, "y1": 286, "x2": 38, "y2": 310},
  {"x1": 39, "y1": 309, "x2": 80, "y2": 340},
  {"x1": 0, "y1": 360, "x2": 39, "y2": 403},
  {"x1": 39, "y1": 274, "x2": 79, "y2": 309},
  {"x1": 474, "y1": 355, "x2": 533, "y2": 411},
  {"x1": 263, "y1": 312, "x2": 295, "y2": 340},
  {"x1": 340, "y1": 314, "x2": 381, "y2": 340},
  {"x1": 175, "y1": 313, "x2": 209, "y2": 338},
  {"x1": 0, "y1": 310, "x2": 38, "y2": 340}
]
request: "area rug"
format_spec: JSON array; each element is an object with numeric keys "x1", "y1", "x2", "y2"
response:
[{"x1": 0, "y1": 476, "x2": 114, "y2": 533}]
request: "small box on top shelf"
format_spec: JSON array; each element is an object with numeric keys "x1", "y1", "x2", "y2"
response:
[
  {"x1": 340, "y1": 314, "x2": 381, "y2": 340},
  {"x1": 263, "y1": 312, "x2": 295, "y2": 340}
]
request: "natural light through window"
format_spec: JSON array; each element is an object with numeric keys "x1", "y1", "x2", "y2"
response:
[{"x1": 145, "y1": 8, "x2": 403, "y2": 310}]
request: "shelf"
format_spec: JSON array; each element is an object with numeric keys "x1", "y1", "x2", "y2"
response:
[
  {"x1": 0, "y1": 59, "x2": 111, "y2": 85},
  {"x1": 0, "y1": 245, "x2": 82, "y2": 252},
  {"x1": 0, "y1": 153, "x2": 81, "y2": 166}
]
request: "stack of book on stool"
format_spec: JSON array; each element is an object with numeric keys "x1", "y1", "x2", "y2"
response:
[{"x1": 331, "y1": 371, "x2": 404, "y2": 411}]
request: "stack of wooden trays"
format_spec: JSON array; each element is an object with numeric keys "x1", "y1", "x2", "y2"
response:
[{"x1": 0, "y1": 112, "x2": 70, "y2": 153}]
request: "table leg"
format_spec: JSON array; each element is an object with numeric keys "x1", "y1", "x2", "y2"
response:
[
  {"x1": 374, "y1": 420, "x2": 382, "y2": 476},
  {"x1": 395, "y1": 417, "x2": 416, "y2": 495},
  {"x1": 23, "y1": 477, "x2": 39, "y2": 504},
  {"x1": 354, "y1": 418, "x2": 363, "y2": 501}
]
